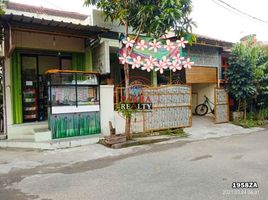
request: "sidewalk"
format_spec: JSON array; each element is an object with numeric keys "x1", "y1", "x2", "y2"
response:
[
  {"x1": 0, "y1": 116, "x2": 264, "y2": 150},
  {"x1": 184, "y1": 116, "x2": 264, "y2": 139}
]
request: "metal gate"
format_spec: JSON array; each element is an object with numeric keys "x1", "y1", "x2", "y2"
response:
[
  {"x1": 214, "y1": 88, "x2": 229, "y2": 123},
  {"x1": 143, "y1": 85, "x2": 192, "y2": 131}
]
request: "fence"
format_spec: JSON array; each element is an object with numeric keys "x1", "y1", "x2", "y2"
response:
[{"x1": 114, "y1": 84, "x2": 192, "y2": 132}]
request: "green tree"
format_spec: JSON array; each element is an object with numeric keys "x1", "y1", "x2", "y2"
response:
[
  {"x1": 0, "y1": 0, "x2": 6, "y2": 15},
  {"x1": 84, "y1": 0, "x2": 195, "y2": 139},
  {"x1": 226, "y1": 43, "x2": 256, "y2": 116},
  {"x1": 252, "y1": 45, "x2": 268, "y2": 109}
]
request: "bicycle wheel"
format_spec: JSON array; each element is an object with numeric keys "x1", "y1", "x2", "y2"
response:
[{"x1": 195, "y1": 104, "x2": 208, "y2": 116}]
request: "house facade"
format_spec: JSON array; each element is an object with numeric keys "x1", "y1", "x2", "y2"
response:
[{"x1": 0, "y1": 2, "x2": 232, "y2": 141}]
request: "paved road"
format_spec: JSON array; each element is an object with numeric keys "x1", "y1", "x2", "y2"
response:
[{"x1": 0, "y1": 129, "x2": 267, "y2": 200}]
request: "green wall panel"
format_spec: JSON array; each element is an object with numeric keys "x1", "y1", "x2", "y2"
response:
[
  {"x1": 11, "y1": 51, "x2": 23, "y2": 124},
  {"x1": 50, "y1": 112, "x2": 100, "y2": 139}
]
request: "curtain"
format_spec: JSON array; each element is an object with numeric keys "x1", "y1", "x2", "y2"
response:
[
  {"x1": 11, "y1": 51, "x2": 23, "y2": 124},
  {"x1": 71, "y1": 53, "x2": 85, "y2": 71}
]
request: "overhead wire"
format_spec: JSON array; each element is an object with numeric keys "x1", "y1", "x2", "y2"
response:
[{"x1": 211, "y1": 0, "x2": 268, "y2": 25}]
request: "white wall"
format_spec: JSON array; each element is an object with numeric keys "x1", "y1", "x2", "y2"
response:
[
  {"x1": 114, "y1": 112, "x2": 144, "y2": 134},
  {"x1": 13, "y1": 31, "x2": 85, "y2": 53},
  {"x1": 100, "y1": 85, "x2": 115, "y2": 135}
]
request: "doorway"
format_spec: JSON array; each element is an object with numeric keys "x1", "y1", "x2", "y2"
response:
[{"x1": 21, "y1": 54, "x2": 72, "y2": 123}]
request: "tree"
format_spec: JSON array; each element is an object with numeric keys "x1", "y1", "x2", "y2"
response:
[
  {"x1": 226, "y1": 42, "x2": 256, "y2": 117},
  {"x1": 84, "y1": 0, "x2": 195, "y2": 139},
  {"x1": 0, "y1": 0, "x2": 6, "y2": 15},
  {"x1": 251, "y1": 44, "x2": 268, "y2": 109}
]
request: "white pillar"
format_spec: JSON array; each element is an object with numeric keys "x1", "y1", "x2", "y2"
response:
[
  {"x1": 100, "y1": 85, "x2": 115, "y2": 136},
  {"x1": 4, "y1": 58, "x2": 12, "y2": 126}
]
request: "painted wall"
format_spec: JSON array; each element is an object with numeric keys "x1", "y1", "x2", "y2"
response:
[{"x1": 13, "y1": 31, "x2": 85, "y2": 53}]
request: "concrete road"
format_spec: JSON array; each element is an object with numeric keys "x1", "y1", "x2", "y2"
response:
[{"x1": 0, "y1": 129, "x2": 268, "y2": 200}]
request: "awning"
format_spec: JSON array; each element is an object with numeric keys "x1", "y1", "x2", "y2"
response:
[{"x1": 0, "y1": 14, "x2": 108, "y2": 39}]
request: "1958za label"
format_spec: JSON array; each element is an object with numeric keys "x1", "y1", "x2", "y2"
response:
[{"x1": 232, "y1": 182, "x2": 258, "y2": 189}]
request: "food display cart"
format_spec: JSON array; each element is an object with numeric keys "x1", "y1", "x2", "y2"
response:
[{"x1": 46, "y1": 70, "x2": 100, "y2": 139}]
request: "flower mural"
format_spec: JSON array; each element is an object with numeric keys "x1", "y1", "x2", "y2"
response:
[
  {"x1": 164, "y1": 39, "x2": 176, "y2": 52},
  {"x1": 136, "y1": 40, "x2": 148, "y2": 51},
  {"x1": 183, "y1": 58, "x2": 194, "y2": 69},
  {"x1": 119, "y1": 36, "x2": 194, "y2": 73},
  {"x1": 155, "y1": 56, "x2": 171, "y2": 74},
  {"x1": 142, "y1": 56, "x2": 158, "y2": 72},
  {"x1": 176, "y1": 37, "x2": 188, "y2": 48},
  {"x1": 130, "y1": 56, "x2": 142, "y2": 69},
  {"x1": 170, "y1": 60, "x2": 182, "y2": 72},
  {"x1": 123, "y1": 37, "x2": 135, "y2": 48},
  {"x1": 119, "y1": 53, "x2": 131, "y2": 65},
  {"x1": 149, "y1": 39, "x2": 162, "y2": 52}
]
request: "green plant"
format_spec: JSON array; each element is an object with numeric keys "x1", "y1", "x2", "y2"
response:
[
  {"x1": 226, "y1": 43, "x2": 256, "y2": 113},
  {"x1": 116, "y1": 102, "x2": 138, "y2": 118},
  {"x1": 234, "y1": 119, "x2": 264, "y2": 128},
  {"x1": 158, "y1": 128, "x2": 187, "y2": 136},
  {"x1": 256, "y1": 108, "x2": 268, "y2": 120}
]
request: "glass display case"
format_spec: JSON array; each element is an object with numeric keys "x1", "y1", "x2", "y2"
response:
[{"x1": 46, "y1": 70, "x2": 101, "y2": 139}]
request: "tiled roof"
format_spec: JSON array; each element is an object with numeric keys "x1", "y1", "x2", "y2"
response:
[{"x1": 6, "y1": 2, "x2": 88, "y2": 20}]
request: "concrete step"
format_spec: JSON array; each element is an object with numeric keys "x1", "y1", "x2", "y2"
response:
[
  {"x1": 33, "y1": 128, "x2": 52, "y2": 142},
  {"x1": 7, "y1": 122, "x2": 48, "y2": 140}
]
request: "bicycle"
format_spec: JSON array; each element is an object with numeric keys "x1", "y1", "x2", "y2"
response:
[{"x1": 195, "y1": 95, "x2": 214, "y2": 116}]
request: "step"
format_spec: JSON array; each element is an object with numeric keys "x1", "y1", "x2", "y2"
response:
[{"x1": 33, "y1": 128, "x2": 52, "y2": 142}]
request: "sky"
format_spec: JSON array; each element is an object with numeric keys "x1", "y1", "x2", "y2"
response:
[{"x1": 9, "y1": 0, "x2": 268, "y2": 43}]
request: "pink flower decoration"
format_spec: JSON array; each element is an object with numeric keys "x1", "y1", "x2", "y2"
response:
[
  {"x1": 169, "y1": 60, "x2": 182, "y2": 72},
  {"x1": 136, "y1": 40, "x2": 147, "y2": 51},
  {"x1": 161, "y1": 56, "x2": 171, "y2": 65},
  {"x1": 183, "y1": 58, "x2": 194, "y2": 69},
  {"x1": 123, "y1": 37, "x2": 135, "y2": 48},
  {"x1": 172, "y1": 53, "x2": 184, "y2": 64},
  {"x1": 142, "y1": 56, "x2": 157, "y2": 72},
  {"x1": 176, "y1": 37, "x2": 188, "y2": 48},
  {"x1": 119, "y1": 53, "x2": 131, "y2": 65},
  {"x1": 155, "y1": 61, "x2": 167, "y2": 74},
  {"x1": 154, "y1": 56, "x2": 170, "y2": 74},
  {"x1": 131, "y1": 56, "x2": 142, "y2": 69},
  {"x1": 149, "y1": 39, "x2": 161, "y2": 52},
  {"x1": 164, "y1": 39, "x2": 175, "y2": 51}
]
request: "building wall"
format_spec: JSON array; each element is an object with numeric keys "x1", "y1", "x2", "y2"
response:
[
  {"x1": 13, "y1": 30, "x2": 85, "y2": 53},
  {"x1": 185, "y1": 45, "x2": 221, "y2": 81}
]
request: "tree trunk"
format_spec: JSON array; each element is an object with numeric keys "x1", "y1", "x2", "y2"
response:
[
  {"x1": 124, "y1": 62, "x2": 132, "y2": 140},
  {"x1": 244, "y1": 100, "x2": 247, "y2": 120},
  {"x1": 124, "y1": 0, "x2": 132, "y2": 140},
  {"x1": 238, "y1": 99, "x2": 241, "y2": 112}
]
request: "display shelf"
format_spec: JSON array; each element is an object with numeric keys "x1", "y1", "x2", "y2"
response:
[
  {"x1": 46, "y1": 70, "x2": 101, "y2": 139},
  {"x1": 23, "y1": 88, "x2": 37, "y2": 122}
]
